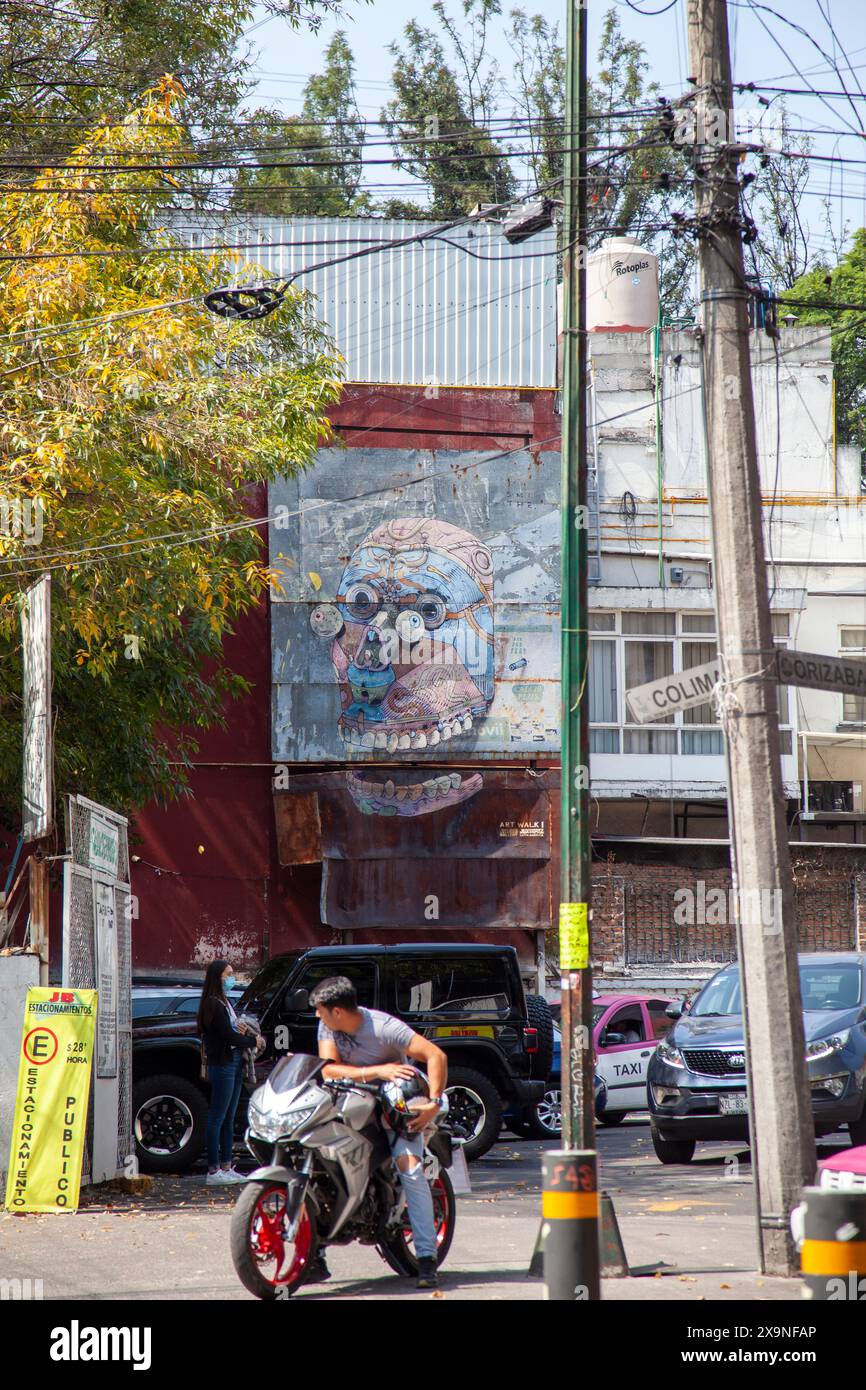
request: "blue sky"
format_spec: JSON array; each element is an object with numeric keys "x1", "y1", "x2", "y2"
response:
[{"x1": 241, "y1": 1, "x2": 866, "y2": 251}]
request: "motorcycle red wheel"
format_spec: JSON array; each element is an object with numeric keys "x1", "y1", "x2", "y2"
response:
[
  {"x1": 377, "y1": 1169, "x2": 456, "y2": 1278},
  {"x1": 230, "y1": 1179, "x2": 317, "y2": 1301}
]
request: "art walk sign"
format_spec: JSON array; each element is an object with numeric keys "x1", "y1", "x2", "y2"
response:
[{"x1": 4, "y1": 987, "x2": 96, "y2": 1213}]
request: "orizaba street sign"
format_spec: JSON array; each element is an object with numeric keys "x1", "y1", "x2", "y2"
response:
[
  {"x1": 626, "y1": 648, "x2": 866, "y2": 724},
  {"x1": 774, "y1": 647, "x2": 866, "y2": 697}
]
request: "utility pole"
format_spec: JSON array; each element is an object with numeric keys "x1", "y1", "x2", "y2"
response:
[
  {"x1": 544, "y1": 0, "x2": 600, "y2": 1302},
  {"x1": 686, "y1": 0, "x2": 815, "y2": 1275}
]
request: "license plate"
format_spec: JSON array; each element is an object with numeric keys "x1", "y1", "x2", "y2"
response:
[{"x1": 720, "y1": 1092, "x2": 749, "y2": 1115}]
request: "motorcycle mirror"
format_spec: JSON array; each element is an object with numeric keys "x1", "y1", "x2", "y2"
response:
[{"x1": 281, "y1": 988, "x2": 310, "y2": 1015}]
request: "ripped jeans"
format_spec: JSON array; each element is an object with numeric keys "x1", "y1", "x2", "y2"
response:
[{"x1": 388, "y1": 1129, "x2": 438, "y2": 1260}]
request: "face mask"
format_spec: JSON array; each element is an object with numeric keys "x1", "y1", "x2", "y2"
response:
[{"x1": 224, "y1": 975, "x2": 234, "y2": 991}]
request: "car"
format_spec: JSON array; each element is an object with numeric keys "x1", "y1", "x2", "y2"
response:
[
  {"x1": 504, "y1": 1025, "x2": 607, "y2": 1138},
  {"x1": 818, "y1": 1143, "x2": 866, "y2": 1192},
  {"x1": 647, "y1": 952, "x2": 866, "y2": 1164},
  {"x1": 131, "y1": 983, "x2": 244, "y2": 1021},
  {"x1": 131, "y1": 943, "x2": 549, "y2": 1173},
  {"x1": 592, "y1": 993, "x2": 679, "y2": 1124},
  {"x1": 505, "y1": 993, "x2": 677, "y2": 1137}
]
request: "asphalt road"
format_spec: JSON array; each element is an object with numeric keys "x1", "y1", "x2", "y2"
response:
[{"x1": 2, "y1": 1117, "x2": 850, "y2": 1301}]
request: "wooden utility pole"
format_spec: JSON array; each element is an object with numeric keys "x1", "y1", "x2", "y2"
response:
[
  {"x1": 686, "y1": 0, "x2": 815, "y2": 1274},
  {"x1": 543, "y1": 0, "x2": 600, "y2": 1302}
]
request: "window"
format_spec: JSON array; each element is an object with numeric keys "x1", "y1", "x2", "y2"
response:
[
  {"x1": 841, "y1": 628, "x2": 866, "y2": 723},
  {"x1": 394, "y1": 956, "x2": 511, "y2": 1018},
  {"x1": 587, "y1": 611, "x2": 793, "y2": 759},
  {"x1": 589, "y1": 637, "x2": 618, "y2": 752},
  {"x1": 294, "y1": 960, "x2": 378, "y2": 1011},
  {"x1": 682, "y1": 612, "x2": 716, "y2": 633},
  {"x1": 602, "y1": 1005, "x2": 645, "y2": 1044},
  {"x1": 646, "y1": 1000, "x2": 675, "y2": 1040}
]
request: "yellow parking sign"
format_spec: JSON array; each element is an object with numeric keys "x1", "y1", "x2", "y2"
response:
[{"x1": 4, "y1": 987, "x2": 97, "y2": 1213}]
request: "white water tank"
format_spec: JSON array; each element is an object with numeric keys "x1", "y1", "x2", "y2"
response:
[{"x1": 587, "y1": 236, "x2": 659, "y2": 332}]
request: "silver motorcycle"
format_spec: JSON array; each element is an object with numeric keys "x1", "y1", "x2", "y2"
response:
[{"x1": 230, "y1": 1053, "x2": 456, "y2": 1299}]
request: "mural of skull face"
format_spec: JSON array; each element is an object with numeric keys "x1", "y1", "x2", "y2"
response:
[{"x1": 310, "y1": 517, "x2": 495, "y2": 779}]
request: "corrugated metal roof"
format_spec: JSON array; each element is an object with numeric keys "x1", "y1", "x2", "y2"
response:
[{"x1": 175, "y1": 214, "x2": 558, "y2": 388}]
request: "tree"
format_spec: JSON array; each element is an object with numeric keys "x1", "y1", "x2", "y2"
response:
[
  {"x1": 743, "y1": 108, "x2": 812, "y2": 293},
  {"x1": 231, "y1": 32, "x2": 371, "y2": 218},
  {"x1": 381, "y1": 1, "x2": 517, "y2": 218},
  {"x1": 0, "y1": 1, "x2": 372, "y2": 175},
  {"x1": 783, "y1": 229, "x2": 866, "y2": 455},
  {"x1": 0, "y1": 81, "x2": 343, "y2": 828}
]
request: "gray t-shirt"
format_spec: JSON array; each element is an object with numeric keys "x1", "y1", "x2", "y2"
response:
[{"x1": 317, "y1": 1007, "x2": 415, "y2": 1066}]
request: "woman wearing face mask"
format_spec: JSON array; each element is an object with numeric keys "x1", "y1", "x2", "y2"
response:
[{"x1": 198, "y1": 959, "x2": 257, "y2": 1185}]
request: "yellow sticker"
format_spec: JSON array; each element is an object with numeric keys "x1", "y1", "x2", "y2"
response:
[{"x1": 559, "y1": 902, "x2": 589, "y2": 970}]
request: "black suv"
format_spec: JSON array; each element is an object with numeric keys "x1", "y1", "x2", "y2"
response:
[{"x1": 132, "y1": 943, "x2": 550, "y2": 1173}]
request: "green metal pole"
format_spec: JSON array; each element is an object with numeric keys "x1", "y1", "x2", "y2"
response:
[{"x1": 546, "y1": 0, "x2": 599, "y2": 1302}]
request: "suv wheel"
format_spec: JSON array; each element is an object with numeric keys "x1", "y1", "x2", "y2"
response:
[
  {"x1": 133, "y1": 1074, "x2": 208, "y2": 1173},
  {"x1": 650, "y1": 1122, "x2": 696, "y2": 1165},
  {"x1": 524, "y1": 995, "x2": 555, "y2": 1080},
  {"x1": 444, "y1": 1067, "x2": 502, "y2": 1161}
]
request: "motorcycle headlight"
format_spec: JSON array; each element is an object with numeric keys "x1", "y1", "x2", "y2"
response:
[
  {"x1": 806, "y1": 1030, "x2": 850, "y2": 1063},
  {"x1": 284, "y1": 1104, "x2": 317, "y2": 1132},
  {"x1": 247, "y1": 1104, "x2": 286, "y2": 1142},
  {"x1": 656, "y1": 1037, "x2": 686, "y2": 1069}
]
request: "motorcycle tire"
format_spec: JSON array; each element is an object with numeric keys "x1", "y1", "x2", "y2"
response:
[
  {"x1": 377, "y1": 1169, "x2": 456, "y2": 1279},
  {"x1": 230, "y1": 1179, "x2": 319, "y2": 1301}
]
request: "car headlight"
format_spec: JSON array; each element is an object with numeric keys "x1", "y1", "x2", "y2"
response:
[
  {"x1": 806, "y1": 1030, "x2": 850, "y2": 1063},
  {"x1": 656, "y1": 1037, "x2": 686, "y2": 1069}
]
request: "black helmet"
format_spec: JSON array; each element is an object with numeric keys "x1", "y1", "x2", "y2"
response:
[{"x1": 380, "y1": 1068, "x2": 430, "y2": 1136}]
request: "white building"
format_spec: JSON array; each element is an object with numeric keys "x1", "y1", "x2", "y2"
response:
[{"x1": 587, "y1": 323, "x2": 866, "y2": 845}]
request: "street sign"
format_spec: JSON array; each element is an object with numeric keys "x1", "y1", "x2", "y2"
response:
[
  {"x1": 21, "y1": 575, "x2": 53, "y2": 841},
  {"x1": 775, "y1": 648, "x2": 866, "y2": 697},
  {"x1": 626, "y1": 647, "x2": 866, "y2": 726},
  {"x1": 626, "y1": 656, "x2": 722, "y2": 724}
]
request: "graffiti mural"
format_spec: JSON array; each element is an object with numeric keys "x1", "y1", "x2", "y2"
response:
[
  {"x1": 310, "y1": 517, "x2": 494, "y2": 748},
  {"x1": 269, "y1": 447, "x2": 560, "y2": 782}
]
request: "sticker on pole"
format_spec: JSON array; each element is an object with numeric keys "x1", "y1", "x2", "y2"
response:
[{"x1": 559, "y1": 902, "x2": 589, "y2": 969}]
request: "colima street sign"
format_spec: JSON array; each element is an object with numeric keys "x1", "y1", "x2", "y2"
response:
[
  {"x1": 626, "y1": 657, "x2": 722, "y2": 724},
  {"x1": 626, "y1": 647, "x2": 866, "y2": 725}
]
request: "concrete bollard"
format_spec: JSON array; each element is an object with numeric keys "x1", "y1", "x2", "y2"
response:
[{"x1": 799, "y1": 1186, "x2": 866, "y2": 1301}]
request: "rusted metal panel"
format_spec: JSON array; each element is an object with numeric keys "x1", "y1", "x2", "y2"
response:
[
  {"x1": 274, "y1": 773, "x2": 553, "y2": 862},
  {"x1": 322, "y1": 856, "x2": 554, "y2": 930},
  {"x1": 274, "y1": 791, "x2": 321, "y2": 865}
]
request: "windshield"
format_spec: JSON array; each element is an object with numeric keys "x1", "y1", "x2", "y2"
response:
[
  {"x1": 268, "y1": 1054, "x2": 325, "y2": 1092},
  {"x1": 238, "y1": 955, "x2": 301, "y2": 1017},
  {"x1": 691, "y1": 961, "x2": 864, "y2": 1018}
]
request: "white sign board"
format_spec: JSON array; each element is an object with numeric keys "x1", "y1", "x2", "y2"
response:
[
  {"x1": 94, "y1": 879, "x2": 118, "y2": 1078},
  {"x1": 21, "y1": 575, "x2": 52, "y2": 840},
  {"x1": 775, "y1": 648, "x2": 866, "y2": 696},
  {"x1": 626, "y1": 656, "x2": 722, "y2": 724},
  {"x1": 89, "y1": 814, "x2": 119, "y2": 877}
]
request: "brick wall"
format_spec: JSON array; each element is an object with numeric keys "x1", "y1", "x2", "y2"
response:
[{"x1": 548, "y1": 856, "x2": 865, "y2": 967}]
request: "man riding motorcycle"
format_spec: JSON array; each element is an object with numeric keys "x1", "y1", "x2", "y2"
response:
[{"x1": 309, "y1": 975, "x2": 448, "y2": 1289}]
